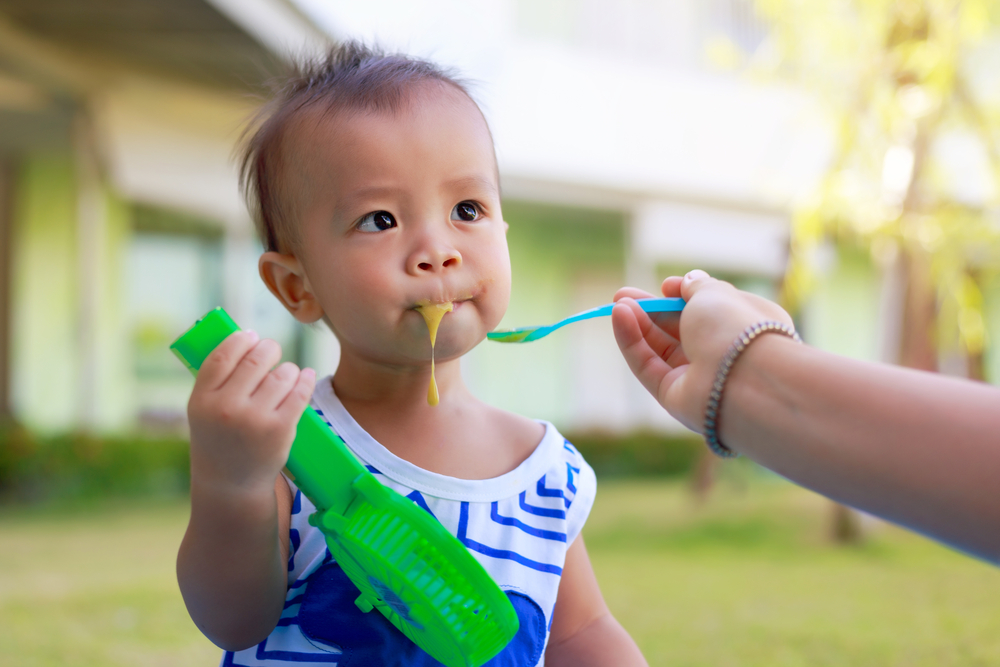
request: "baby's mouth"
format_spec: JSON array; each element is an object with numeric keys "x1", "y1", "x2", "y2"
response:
[{"x1": 413, "y1": 295, "x2": 473, "y2": 311}]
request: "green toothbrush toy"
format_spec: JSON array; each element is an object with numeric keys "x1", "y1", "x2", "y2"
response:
[{"x1": 171, "y1": 308, "x2": 518, "y2": 667}]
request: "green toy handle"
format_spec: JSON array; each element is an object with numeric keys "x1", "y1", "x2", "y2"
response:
[{"x1": 170, "y1": 307, "x2": 367, "y2": 516}]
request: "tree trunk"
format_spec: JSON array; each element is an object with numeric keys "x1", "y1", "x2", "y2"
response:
[
  {"x1": 898, "y1": 247, "x2": 938, "y2": 372},
  {"x1": 0, "y1": 160, "x2": 12, "y2": 422},
  {"x1": 690, "y1": 449, "x2": 717, "y2": 505},
  {"x1": 966, "y1": 270, "x2": 987, "y2": 382},
  {"x1": 967, "y1": 349, "x2": 986, "y2": 382},
  {"x1": 831, "y1": 502, "x2": 865, "y2": 544}
]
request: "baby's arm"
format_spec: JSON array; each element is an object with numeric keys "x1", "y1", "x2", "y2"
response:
[
  {"x1": 544, "y1": 536, "x2": 648, "y2": 667},
  {"x1": 176, "y1": 330, "x2": 315, "y2": 650}
]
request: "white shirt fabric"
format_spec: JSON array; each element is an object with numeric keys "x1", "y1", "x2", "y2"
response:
[{"x1": 220, "y1": 376, "x2": 597, "y2": 667}]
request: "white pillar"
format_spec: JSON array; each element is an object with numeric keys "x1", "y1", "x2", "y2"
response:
[
  {"x1": 222, "y1": 218, "x2": 255, "y2": 329},
  {"x1": 625, "y1": 204, "x2": 659, "y2": 293},
  {"x1": 74, "y1": 112, "x2": 104, "y2": 431}
]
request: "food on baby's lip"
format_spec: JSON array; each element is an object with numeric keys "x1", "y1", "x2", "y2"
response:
[{"x1": 416, "y1": 301, "x2": 453, "y2": 406}]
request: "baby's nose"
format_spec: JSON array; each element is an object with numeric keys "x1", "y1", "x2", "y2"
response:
[{"x1": 408, "y1": 240, "x2": 462, "y2": 274}]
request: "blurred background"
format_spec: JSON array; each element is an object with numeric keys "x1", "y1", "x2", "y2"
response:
[{"x1": 1, "y1": 0, "x2": 999, "y2": 665}]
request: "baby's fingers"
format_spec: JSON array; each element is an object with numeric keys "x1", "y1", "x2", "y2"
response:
[
  {"x1": 225, "y1": 338, "x2": 283, "y2": 394},
  {"x1": 194, "y1": 330, "x2": 260, "y2": 392},
  {"x1": 275, "y1": 368, "x2": 317, "y2": 423},
  {"x1": 253, "y1": 362, "x2": 301, "y2": 408}
]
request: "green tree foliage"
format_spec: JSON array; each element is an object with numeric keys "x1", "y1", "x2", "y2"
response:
[{"x1": 754, "y1": 0, "x2": 1000, "y2": 371}]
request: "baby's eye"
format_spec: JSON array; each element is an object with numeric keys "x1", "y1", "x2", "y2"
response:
[
  {"x1": 357, "y1": 211, "x2": 397, "y2": 233},
  {"x1": 451, "y1": 202, "x2": 480, "y2": 222}
]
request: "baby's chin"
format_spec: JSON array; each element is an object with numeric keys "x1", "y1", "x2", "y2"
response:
[
  {"x1": 345, "y1": 328, "x2": 483, "y2": 367},
  {"x1": 410, "y1": 304, "x2": 497, "y2": 353},
  {"x1": 424, "y1": 328, "x2": 487, "y2": 361}
]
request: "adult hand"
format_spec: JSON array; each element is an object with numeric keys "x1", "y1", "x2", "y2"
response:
[
  {"x1": 611, "y1": 270, "x2": 793, "y2": 432},
  {"x1": 614, "y1": 270, "x2": 1000, "y2": 564}
]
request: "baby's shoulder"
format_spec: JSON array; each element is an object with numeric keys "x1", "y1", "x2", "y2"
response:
[
  {"x1": 475, "y1": 405, "x2": 592, "y2": 479},
  {"x1": 489, "y1": 405, "x2": 546, "y2": 446}
]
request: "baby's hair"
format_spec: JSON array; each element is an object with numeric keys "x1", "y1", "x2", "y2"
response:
[{"x1": 239, "y1": 41, "x2": 475, "y2": 253}]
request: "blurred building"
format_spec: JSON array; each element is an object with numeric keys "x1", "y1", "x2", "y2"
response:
[
  {"x1": 0, "y1": 0, "x2": 330, "y2": 433},
  {"x1": 299, "y1": 0, "x2": 1000, "y2": 427},
  {"x1": 1, "y1": 0, "x2": 997, "y2": 435}
]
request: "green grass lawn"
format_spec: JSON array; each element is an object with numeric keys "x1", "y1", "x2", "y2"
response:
[{"x1": 1, "y1": 477, "x2": 998, "y2": 666}]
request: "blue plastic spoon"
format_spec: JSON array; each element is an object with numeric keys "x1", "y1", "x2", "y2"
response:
[{"x1": 487, "y1": 297, "x2": 685, "y2": 343}]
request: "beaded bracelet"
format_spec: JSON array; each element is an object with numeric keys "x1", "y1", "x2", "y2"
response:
[{"x1": 703, "y1": 321, "x2": 802, "y2": 458}]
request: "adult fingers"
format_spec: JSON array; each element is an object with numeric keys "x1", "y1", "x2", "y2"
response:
[
  {"x1": 660, "y1": 276, "x2": 683, "y2": 298},
  {"x1": 616, "y1": 284, "x2": 681, "y2": 338},
  {"x1": 194, "y1": 330, "x2": 260, "y2": 392},
  {"x1": 617, "y1": 298, "x2": 682, "y2": 361},
  {"x1": 612, "y1": 301, "x2": 679, "y2": 400},
  {"x1": 649, "y1": 309, "x2": 681, "y2": 341},
  {"x1": 613, "y1": 286, "x2": 656, "y2": 302},
  {"x1": 276, "y1": 368, "x2": 317, "y2": 423},
  {"x1": 679, "y1": 269, "x2": 716, "y2": 301},
  {"x1": 663, "y1": 340, "x2": 689, "y2": 369},
  {"x1": 613, "y1": 300, "x2": 699, "y2": 425},
  {"x1": 680, "y1": 269, "x2": 794, "y2": 331}
]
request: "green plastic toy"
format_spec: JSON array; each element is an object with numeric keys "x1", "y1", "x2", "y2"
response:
[{"x1": 171, "y1": 308, "x2": 519, "y2": 667}]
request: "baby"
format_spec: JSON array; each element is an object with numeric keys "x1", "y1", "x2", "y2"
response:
[{"x1": 177, "y1": 43, "x2": 647, "y2": 667}]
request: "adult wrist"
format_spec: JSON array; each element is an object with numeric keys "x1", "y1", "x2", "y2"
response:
[{"x1": 703, "y1": 321, "x2": 802, "y2": 457}]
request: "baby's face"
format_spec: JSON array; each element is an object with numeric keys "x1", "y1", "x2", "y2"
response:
[{"x1": 284, "y1": 84, "x2": 510, "y2": 367}]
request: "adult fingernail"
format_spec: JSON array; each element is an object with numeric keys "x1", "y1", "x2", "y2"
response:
[
  {"x1": 245, "y1": 329, "x2": 259, "y2": 342},
  {"x1": 685, "y1": 269, "x2": 709, "y2": 282}
]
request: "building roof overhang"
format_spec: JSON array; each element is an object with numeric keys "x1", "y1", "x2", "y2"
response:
[{"x1": 0, "y1": 0, "x2": 329, "y2": 92}]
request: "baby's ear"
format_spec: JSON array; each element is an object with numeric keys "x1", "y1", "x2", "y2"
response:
[{"x1": 259, "y1": 252, "x2": 325, "y2": 324}]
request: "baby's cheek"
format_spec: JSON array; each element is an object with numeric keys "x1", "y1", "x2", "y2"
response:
[
  {"x1": 483, "y1": 301, "x2": 507, "y2": 335},
  {"x1": 485, "y1": 275, "x2": 512, "y2": 329}
]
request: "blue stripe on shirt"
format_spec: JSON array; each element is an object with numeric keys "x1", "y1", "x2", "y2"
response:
[
  {"x1": 566, "y1": 464, "x2": 580, "y2": 495},
  {"x1": 458, "y1": 502, "x2": 563, "y2": 575},
  {"x1": 518, "y1": 490, "x2": 566, "y2": 519},
  {"x1": 490, "y1": 502, "x2": 566, "y2": 542},
  {"x1": 287, "y1": 529, "x2": 300, "y2": 572},
  {"x1": 254, "y1": 644, "x2": 342, "y2": 663},
  {"x1": 406, "y1": 490, "x2": 436, "y2": 519},
  {"x1": 536, "y1": 475, "x2": 572, "y2": 509}
]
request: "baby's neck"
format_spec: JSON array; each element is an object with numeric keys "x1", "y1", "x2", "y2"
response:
[
  {"x1": 332, "y1": 353, "x2": 468, "y2": 408},
  {"x1": 331, "y1": 355, "x2": 541, "y2": 480}
]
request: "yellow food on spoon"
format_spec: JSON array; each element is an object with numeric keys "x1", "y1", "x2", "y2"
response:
[{"x1": 415, "y1": 302, "x2": 453, "y2": 406}]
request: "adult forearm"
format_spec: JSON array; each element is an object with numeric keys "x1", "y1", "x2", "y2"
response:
[
  {"x1": 177, "y1": 480, "x2": 288, "y2": 650},
  {"x1": 614, "y1": 272, "x2": 1000, "y2": 562},
  {"x1": 722, "y1": 334, "x2": 1000, "y2": 562}
]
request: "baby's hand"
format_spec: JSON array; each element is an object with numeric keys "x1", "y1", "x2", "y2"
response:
[{"x1": 187, "y1": 330, "x2": 316, "y2": 495}]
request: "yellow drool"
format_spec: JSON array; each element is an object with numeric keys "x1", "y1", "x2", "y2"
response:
[{"x1": 415, "y1": 302, "x2": 453, "y2": 406}]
